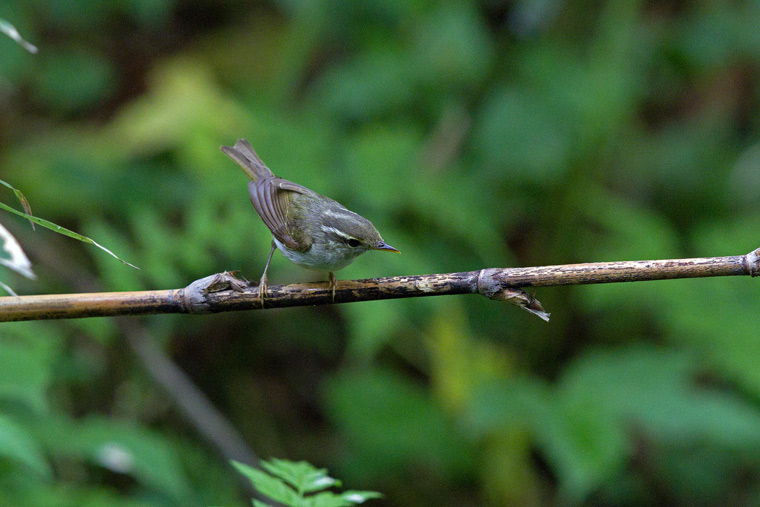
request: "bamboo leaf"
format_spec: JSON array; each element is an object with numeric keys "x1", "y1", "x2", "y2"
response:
[
  {"x1": 0, "y1": 19, "x2": 37, "y2": 54},
  {"x1": 0, "y1": 202, "x2": 139, "y2": 270},
  {"x1": 0, "y1": 222, "x2": 35, "y2": 279},
  {"x1": 0, "y1": 179, "x2": 35, "y2": 230}
]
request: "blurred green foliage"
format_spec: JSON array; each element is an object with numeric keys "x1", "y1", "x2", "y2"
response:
[
  {"x1": 232, "y1": 457, "x2": 383, "y2": 506},
  {"x1": 1, "y1": 0, "x2": 760, "y2": 505}
]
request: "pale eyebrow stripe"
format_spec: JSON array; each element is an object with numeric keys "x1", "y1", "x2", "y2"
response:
[{"x1": 320, "y1": 225, "x2": 354, "y2": 240}]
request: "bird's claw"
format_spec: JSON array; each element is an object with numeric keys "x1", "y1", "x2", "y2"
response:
[{"x1": 257, "y1": 274, "x2": 268, "y2": 309}]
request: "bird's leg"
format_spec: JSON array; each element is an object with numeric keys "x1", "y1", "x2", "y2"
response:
[
  {"x1": 258, "y1": 240, "x2": 277, "y2": 308},
  {"x1": 328, "y1": 271, "x2": 337, "y2": 303}
]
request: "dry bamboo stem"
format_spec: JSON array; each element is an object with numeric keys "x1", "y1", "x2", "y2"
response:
[{"x1": 1, "y1": 248, "x2": 757, "y2": 322}]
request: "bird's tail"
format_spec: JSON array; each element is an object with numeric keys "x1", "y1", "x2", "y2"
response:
[{"x1": 220, "y1": 139, "x2": 275, "y2": 181}]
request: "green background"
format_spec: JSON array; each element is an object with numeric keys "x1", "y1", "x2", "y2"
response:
[{"x1": 1, "y1": 0, "x2": 760, "y2": 505}]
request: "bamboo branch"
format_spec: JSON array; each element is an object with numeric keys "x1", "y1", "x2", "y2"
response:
[{"x1": 1, "y1": 248, "x2": 758, "y2": 323}]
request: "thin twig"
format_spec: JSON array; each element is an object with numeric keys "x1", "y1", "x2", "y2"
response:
[{"x1": 0, "y1": 248, "x2": 758, "y2": 322}]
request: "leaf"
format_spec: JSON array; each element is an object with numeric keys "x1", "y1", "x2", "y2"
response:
[
  {"x1": 32, "y1": 416, "x2": 193, "y2": 503},
  {"x1": 234, "y1": 459, "x2": 382, "y2": 506},
  {"x1": 473, "y1": 85, "x2": 573, "y2": 183},
  {"x1": 469, "y1": 379, "x2": 625, "y2": 500},
  {"x1": 0, "y1": 414, "x2": 50, "y2": 478},
  {"x1": 260, "y1": 458, "x2": 339, "y2": 494},
  {"x1": 0, "y1": 179, "x2": 35, "y2": 229},
  {"x1": 535, "y1": 397, "x2": 629, "y2": 501},
  {"x1": 306, "y1": 490, "x2": 383, "y2": 507},
  {"x1": 0, "y1": 222, "x2": 35, "y2": 279},
  {"x1": 0, "y1": 18, "x2": 37, "y2": 54},
  {"x1": 654, "y1": 217, "x2": 760, "y2": 399},
  {"x1": 324, "y1": 368, "x2": 471, "y2": 479},
  {"x1": 557, "y1": 345, "x2": 760, "y2": 446},
  {"x1": 467, "y1": 377, "x2": 551, "y2": 435},
  {"x1": 231, "y1": 460, "x2": 300, "y2": 506},
  {"x1": 0, "y1": 336, "x2": 53, "y2": 412},
  {"x1": 33, "y1": 47, "x2": 117, "y2": 115},
  {"x1": 468, "y1": 350, "x2": 735, "y2": 501},
  {"x1": 552, "y1": 346, "x2": 760, "y2": 497},
  {"x1": 0, "y1": 201, "x2": 138, "y2": 269},
  {"x1": 0, "y1": 280, "x2": 19, "y2": 296},
  {"x1": 83, "y1": 420, "x2": 193, "y2": 503},
  {"x1": 312, "y1": 47, "x2": 416, "y2": 122},
  {"x1": 337, "y1": 491, "x2": 384, "y2": 504},
  {"x1": 558, "y1": 346, "x2": 693, "y2": 416},
  {"x1": 410, "y1": 2, "x2": 493, "y2": 90}
]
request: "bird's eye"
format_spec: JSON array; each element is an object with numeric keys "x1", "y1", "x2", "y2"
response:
[{"x1": 347, "y1": 238, "x2": 361, "y2": 247}]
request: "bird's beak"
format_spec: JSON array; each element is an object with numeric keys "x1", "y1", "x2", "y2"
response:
[{"x1": 374, "y1": 241, "x2": 401, "y2": 254}]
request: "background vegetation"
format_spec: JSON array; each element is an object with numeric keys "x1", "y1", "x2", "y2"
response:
[{"x1": 1, "y1": 0, "x2": 760, "y2": 505}]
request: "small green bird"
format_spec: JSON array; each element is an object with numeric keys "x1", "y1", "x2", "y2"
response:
[{"x1": 221, "y1": 139, "x2": 399, "y2": 302}]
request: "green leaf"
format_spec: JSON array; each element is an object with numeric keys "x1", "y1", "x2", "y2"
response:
[
  {"x1": 234, "y1": 458, "x2": 382, "y2": 506},
  {"x1": 260, "y1": 458, "x2": 339, "y2": 494},
  {"x1": 231, "y1": 461, "x2": 300, "y2": 506},
  {"x1": 324, "y1": 368, "x2": 471, "y2": 480},
  {"x1": 410, "y1": 3, "x2": 493, "y2": 90},
  {"x1": 84, "y1": 421, "x2": 193, "y2": 503},
  {"x1": 0, "y1": 179, "x2": 35, "y2": 229},
  {"x1": 338, "y1": 491, "x2": 384, "y2": 504},
  {"x1": 32, "y1": 416, "x2": 193, "y2": 503},
  {"x1": 306, "y1": 490, "x2": 383, "y2": 507},
  {"x1": 467, "y1": 377, "x2": 551, "y2": 435},
  {"x1": 468, "y1": 377, "x2": 628, "y2": 501},
  {"x1": 557, "y1": 345, "x2": 760, "y2": 446},
  {"x1": 0, "y1": 415, "x2": 50, "y2": 478},
  {"x1": 0, "y1": 335, "x2": 54, "y2": 412},
  {"x1": 549, "y1": 345, "x2": 760, "y2": 499},
  {"x1": 32, "y1": 47, "x2": 117, "y2": 114},
  {"x1": 312, "y1": 48, "x2": 416, "y2": 122},
  {"x1": 653, "y1": 217, "x2": 760, "y2": 399},
  {"x1": 536, "y1": 397, "x2": 629, "y2": 501},
  {"x1": 0, "y1": 200, "x2": 138, "y2": 269},
  {"x1": 469, "y1": 348, "x2": 760, "y2": 502},
  {"x1": 558, "y1": 346, "x2": 693, "y2": 417},
  {"x1": 473, "y1": 85, "x2": 573, "y2": 183}
]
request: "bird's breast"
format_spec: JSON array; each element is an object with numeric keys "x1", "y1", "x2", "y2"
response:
[{"x1": 273, "y1": 237, "x2": 362, "y2": 272}]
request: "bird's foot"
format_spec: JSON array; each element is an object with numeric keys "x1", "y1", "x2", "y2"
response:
[{"x1": 256, "y1": 274, "x2": 268, "y2": 309}]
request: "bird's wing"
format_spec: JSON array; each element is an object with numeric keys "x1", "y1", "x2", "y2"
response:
[{"x1": 248, "y1": 177, "x2": 314, "y2": 252}]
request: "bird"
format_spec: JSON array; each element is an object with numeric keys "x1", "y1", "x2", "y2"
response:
[{"x1": 220, "y1": 139, "x2": 399, "y2": 304}]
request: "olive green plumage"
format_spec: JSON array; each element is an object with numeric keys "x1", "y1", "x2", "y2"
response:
[{"x1": 220, "y1": 139, "x2": 399, "y2": 300}]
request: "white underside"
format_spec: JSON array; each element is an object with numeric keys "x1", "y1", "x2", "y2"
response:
[{"x1": 273, "y1": 237, "x2": 363, "y2": 272}]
